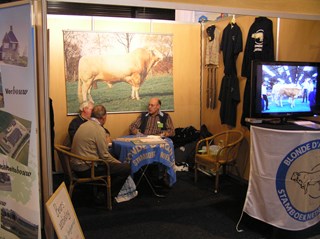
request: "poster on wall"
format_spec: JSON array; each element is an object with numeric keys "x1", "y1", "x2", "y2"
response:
[
  {"x1": 0, "y1": 3, "x2": 41, "y2": 239},
  {"x1": 63, "y1": 30, "x2": 174, "y2": 114}
]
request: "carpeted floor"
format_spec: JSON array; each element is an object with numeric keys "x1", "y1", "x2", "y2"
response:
[{"x1": 54, "y1": 171, "x2": 320, "y2": 239}]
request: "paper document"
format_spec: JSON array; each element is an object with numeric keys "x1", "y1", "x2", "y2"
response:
[{"x1": 131, "y1": 137, "x2": 166, "y2": 145}]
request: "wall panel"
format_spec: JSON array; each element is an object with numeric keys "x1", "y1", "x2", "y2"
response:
[
  {"x1": 278, "y1": 19, "x2": 320, "y2": 61},
  {"x1": 48, "y1": 16, "x2": 201, "y2": 149}
]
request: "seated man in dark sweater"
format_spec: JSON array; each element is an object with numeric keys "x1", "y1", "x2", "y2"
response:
[
  {"x1": 67, "y1": 101, "x2": 112, "y2": 146},
  {"x1": 129, "y1": 97, "x2": 175, "y2": 137},
  {"x1": 68, "y1": 101, "x2": 94, "y2": 145}
]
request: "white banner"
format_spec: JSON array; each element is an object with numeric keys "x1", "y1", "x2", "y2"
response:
[
  {"x1": 243, "y1": 126, "x2": 320, "y2": 230},
  {"x1": 0, "y1": 3, "x2": 41, "y2": 239}
]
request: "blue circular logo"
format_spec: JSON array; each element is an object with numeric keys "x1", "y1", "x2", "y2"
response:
[{"x1": 276, "y1": 139, "x2": 320, "y2": 222}]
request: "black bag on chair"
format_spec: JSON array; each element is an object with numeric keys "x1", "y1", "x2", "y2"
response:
[{"x1": 174, "y1": 141, "x2": 198, "y2": 167}]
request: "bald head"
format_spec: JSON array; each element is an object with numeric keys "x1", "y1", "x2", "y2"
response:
[{"x1": 148, "y1": 98, "x2": 161, "y2": 115}]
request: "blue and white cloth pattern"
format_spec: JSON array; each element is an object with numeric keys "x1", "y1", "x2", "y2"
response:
[{"x1": 113, "y1": 136, "x2": 177, "y2": 186}]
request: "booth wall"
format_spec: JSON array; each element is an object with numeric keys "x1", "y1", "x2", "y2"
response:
[
  {"x1": 200, "y1": 17, "x2": 320, "y2": 135},
  {"x1": 48, "y1": 16, "x2": 201, "y2": 148},
  {"x1": 278, "y1": 19, "x2": 320, "y2": 60}
]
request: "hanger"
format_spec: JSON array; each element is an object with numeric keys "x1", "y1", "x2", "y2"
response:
[{"x1": 231, "y1": 15, "x2": 236, "y2": 25}]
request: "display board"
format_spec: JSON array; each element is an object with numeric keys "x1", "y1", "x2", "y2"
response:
[
  {"x1": 0, "y1": 3, "x2": 41, "y2": 239},
  {"x1": 46, "y1": 182, "x2": 84, "y2": 239}
]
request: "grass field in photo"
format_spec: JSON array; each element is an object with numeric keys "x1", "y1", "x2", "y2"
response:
[{"x1": 66, "y1": 75, "x2": 174, "y2": 114}]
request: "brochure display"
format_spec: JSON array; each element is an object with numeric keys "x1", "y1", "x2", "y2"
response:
[
  {"x1": 46, "y1": 182, "x2": 84, "y2": 239},
  {"x1": 0, "y1": 3, "x2": 41, "y2": 238}
]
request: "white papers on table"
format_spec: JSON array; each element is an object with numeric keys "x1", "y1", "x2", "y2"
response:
[{"x1": 132, "y1": 136, "x2": 166, "y2": 144}]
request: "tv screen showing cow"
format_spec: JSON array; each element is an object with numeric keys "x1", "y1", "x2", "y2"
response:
[{"x1": 250, "y1": 61, "x2": 320, "y2": 120}]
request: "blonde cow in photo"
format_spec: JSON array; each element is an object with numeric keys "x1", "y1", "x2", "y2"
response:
[
  {"x1": 271, "y1": 83, "x2": 302, "y2": 108},
  {"x1": 77, "y1": 48, "x2": 163, "y2": 104}
]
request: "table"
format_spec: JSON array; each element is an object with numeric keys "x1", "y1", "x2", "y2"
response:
[
  {"x1": 112, "y1": 136, "x2": 177, "y2": 194},
  {"x1": 241, "y1": 125, "x2": 320, "y2": 231}
]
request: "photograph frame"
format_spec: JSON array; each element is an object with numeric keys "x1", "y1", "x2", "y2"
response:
[{"x1": 63, "y1": 30, "x2": 174, "y2": 115}]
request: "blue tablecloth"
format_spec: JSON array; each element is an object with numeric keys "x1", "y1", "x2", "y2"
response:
[{"x1": 112, "y1": 136, "x2": 176, "y2": 186}]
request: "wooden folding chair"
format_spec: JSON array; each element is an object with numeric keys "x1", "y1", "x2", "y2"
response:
[
  {"x1": 194, "y1": 130, "x2": 244, "y2": 193},
  {"x1": 54, "y1": 144, "x2": 112, "y2": 210}
]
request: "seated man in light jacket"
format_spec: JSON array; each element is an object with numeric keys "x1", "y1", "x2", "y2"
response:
[{"x1": 71, "y1": 105, "x2": 130, "y2": 198}]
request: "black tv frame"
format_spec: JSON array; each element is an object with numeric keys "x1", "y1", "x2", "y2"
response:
[{"x1": 250, "y1": 60, "x2": 320, "y2": 123}]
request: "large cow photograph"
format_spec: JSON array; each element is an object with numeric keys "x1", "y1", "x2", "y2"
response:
[{"x1": 63, "y1": 31, "x2": 173, "y2": 114}]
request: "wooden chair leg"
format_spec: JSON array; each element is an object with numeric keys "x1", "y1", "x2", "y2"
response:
[
  {"x1": 69, "y1": 184, "x2": 74, "y2": 198},
  {"x1": 214, "y1": 171, "x2": 219, "y2": 193},
  {"x1": 106, "y1": 176, "x2": 112, "y2": 210}
]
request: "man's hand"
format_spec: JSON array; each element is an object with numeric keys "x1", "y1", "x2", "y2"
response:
[
  {"x1": 135, "y1": 129, "x2": 144, "y2": 136},
  {"x1": 160, "y1": 131, "x2": 168, "y2": 138}
]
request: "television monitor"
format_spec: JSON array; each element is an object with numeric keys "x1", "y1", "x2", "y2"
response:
[{"x1": 250, "y1": 60, "x2": 320, "y2": 123}]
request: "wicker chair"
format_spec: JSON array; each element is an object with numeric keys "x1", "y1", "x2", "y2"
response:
[
  {"x1": 54, "y1": 144, "x2": 112, "y2": 210},
  {"x1": 194, "y1": 130, "x2": 244, "y2": 193}
]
